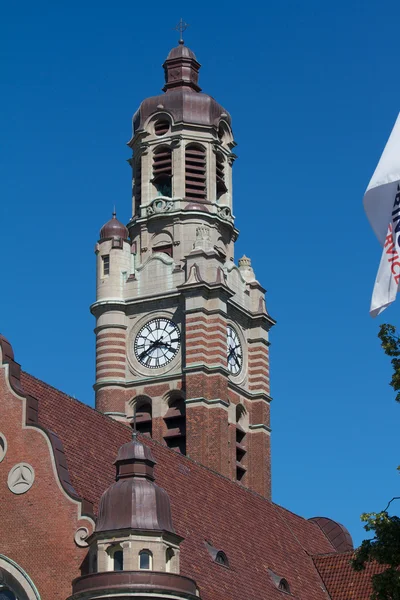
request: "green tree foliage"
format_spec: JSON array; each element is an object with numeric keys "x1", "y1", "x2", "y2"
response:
[{"x1": 351, "y1": 324, "x2": 400, "y2": 600}]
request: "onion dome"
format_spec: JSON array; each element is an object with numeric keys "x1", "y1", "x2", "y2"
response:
[
  {"x1": 99, "y1": 211, "x2": 129, "y2": 241},
  {"x1": 133, "y1": 44, "x2": 231, "y2": 133},
  {"x1": 95, "y1": 436, "x2": 176, "y2": 534}
]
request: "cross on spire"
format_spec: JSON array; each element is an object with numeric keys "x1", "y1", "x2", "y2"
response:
[{"x1": 174, "y1": 18, "x2": 189, "y2": 45}]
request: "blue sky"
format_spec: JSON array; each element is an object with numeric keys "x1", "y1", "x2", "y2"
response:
[{"x1": 1, "y1": 0, "x2": 400, "y2": 547}]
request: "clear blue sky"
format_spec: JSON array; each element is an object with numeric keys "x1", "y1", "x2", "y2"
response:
[{"x1": 1, "y1": 0, "x2": 399, "y2": 547}]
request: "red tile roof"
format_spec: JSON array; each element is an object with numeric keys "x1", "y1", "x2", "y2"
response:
[
  {"x1": 313, "y1": 552, "x2": 383, "y2": 600},
  {"x1": 20, "y1": 371, "x2": 351, "y2": 600}
]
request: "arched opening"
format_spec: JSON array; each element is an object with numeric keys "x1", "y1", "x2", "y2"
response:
[
  {"x1": 0, "y1": 558, "x2": 40, "y2": 600},
  {"x1": 215, "y1": 151, "x2": 227, "y2": 200},
  {"x1": 133, "y1": 397, "x2": 152, "y2": 438},
  {"x1": 278, "y1": 578, "x2": 290, "y2": 593},
  {"x1": 139, "y1": 550, "x2": 152, "y2": 570},
  {"x1": 164, "y1": 395, "x2": 186, "y2": 455},
  {"x1": 0, "y1": 591, "x2": 16, "y2": 600},
  {"x1": 152, "y1": 231, "x2": 173, "y2": 258},
  {"x1": 107, "y1": 545, "x2": 123, "y2": 572},
  {"x1": 165, "y1": 547, "x2": 175, "y2": 572},
  {"x1": 134, "y1": 157, "x2": 142, "y2": 217},
  {"x1": 154, "y1": 119, "x2": 170, "y2": 136},
  {"x1": 235, "y1": 404, "x2": 247, "y2": 482},
  {"x1": 153, "y1": 146, "x2": 172, "y2": 197},
  {"x1": 215, "y1": 551, "x2": 229, "y2": 567},
  {"x1": 185, "y1": 144, "x2": 206, "y2": 201}
]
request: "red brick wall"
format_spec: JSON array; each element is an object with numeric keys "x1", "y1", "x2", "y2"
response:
[{"x1": 0, "y1": 367, "x2": 93, "y2": 600}]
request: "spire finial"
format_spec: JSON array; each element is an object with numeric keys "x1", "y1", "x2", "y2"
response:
[
  {"x1": 174, "y1": 18, "x2": 189, "y2": 45},
  {"x1": 112, "y1": 205, "x2": 116, "y2": 218}
]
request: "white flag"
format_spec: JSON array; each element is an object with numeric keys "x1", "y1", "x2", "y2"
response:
[
  {"x1": 363, "y1": 113, "x2": 400, "y2": 316},
  {"x1": 370, "y1": 224, "x2": 400, "y2": 317}
]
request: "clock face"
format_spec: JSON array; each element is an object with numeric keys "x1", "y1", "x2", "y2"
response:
[
  {"x1": 227, "y1": 325, "x2": 243, "y2": 375},
  {"x1": 134, "y1": 318, "x2": 180, "y2": 369}
]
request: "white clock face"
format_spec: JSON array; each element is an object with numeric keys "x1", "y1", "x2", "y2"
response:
[
  {"x1": 227, "y1": 325, "x2": 243, "y2": 375},
  {"x1": 134, "y1": 318, "x2": 180, "y2": 369}
]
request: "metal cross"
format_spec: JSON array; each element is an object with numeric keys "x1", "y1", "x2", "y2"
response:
[{"x1": 174, "y1": 18, "x2": 189, "y2": 44}]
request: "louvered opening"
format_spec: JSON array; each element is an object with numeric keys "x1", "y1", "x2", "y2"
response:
[
  {"x1": 164, "y1": 398, "x2": 186, "y2": 455},
  {"x1": 154, "y1": 119, "x2": 170, "y2": 136},
  {"x1": 135, "y1": 402, "x2": 152, "y2": 437},
  {"x1": 153, "y1": 146, "x2": 172, "y2": 197},
  {"x1": 235, "y1": 419, "x2": 247, "y2": 481},
  {"x1": 185, "y1": 144, "x2": 206, "y2": 201},
  {"x1": 216, "y1": 152, "x2": 227, "y2": 199},
  {"x1": 134, "y1": 158, "x2": 142, "y2": 216}
]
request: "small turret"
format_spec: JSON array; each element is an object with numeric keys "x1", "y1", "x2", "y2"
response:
[{"x1": 67, "y1": 436, "x2": 199, "y2": 600}]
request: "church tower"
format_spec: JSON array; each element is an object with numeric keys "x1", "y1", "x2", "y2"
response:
[{"x1": 91, "y1": 39, "x2": 275, "y2": 498}]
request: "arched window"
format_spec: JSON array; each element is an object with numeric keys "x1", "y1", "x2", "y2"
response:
[
  {"x1": 139, "y1": 550, "x2": 152, "y2": 570},
  {"x1": 165, "y1": 547, "x2": 175, "y2": 572},
  {"x1": 153, "y1": 146, "x2": 172, "y2": 197},
  {"x1": 215, "y1": 551, "x2": 229, "y2": 567},
  {"x1": 134, "y1": 398, "x2": 152, "y2": 437},
  {"x1": 113, "y1": 550, "x2": 123, "y2": 572},
  {"x1": 278, "y1": 578, "x2": 290, "y2": 593},
  {"x1": 235, "y1": 404, "x2": 247, "y2": 482},
  {"x1": 185, "y1": 144, "x2": 206, "y2": 201},
  {"x1": 108, "y1": 545, "x2": 123, "y2": 572},
  {"x1": 134, "y1": 157, "x2": 142, "y2": 217},
  {"x1": 215, "y1": 151, "x2": 227, "y2": 199},
  {"x1": 164, "y1": 396, "x2": 186, "y2": 455},
  {"x1": 0, "y1": 591, "x2": 16, "y2": 600}
]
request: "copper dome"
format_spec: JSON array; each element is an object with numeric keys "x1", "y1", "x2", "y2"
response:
[
  {"x1": 132, "y1": 44, "x2": 231, "y2": 134},
  {"x1": 95, "y1": 437, "x2": 176, "y2": 534},
  {"x1": 100, "y1": 212, "x2": 129, "y2": 241}
]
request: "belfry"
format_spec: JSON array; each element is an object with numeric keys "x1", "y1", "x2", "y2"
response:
[{"x1": 92, "y1": 39, "x2": 275, "y2": 498}]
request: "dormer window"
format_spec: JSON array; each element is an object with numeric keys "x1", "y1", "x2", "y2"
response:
[
  {"x1": 278, "y1": 579, "x2": 290, "y2": 593},
  {"x1": 215, "y1": 551, "x2": 229, "y2": 567},
  {"x1": 153, "y1": 146, "x2": 172, "y2": 197},
  {"x1": 139, "y1": 550, "x2": 152, "y2": 570}
]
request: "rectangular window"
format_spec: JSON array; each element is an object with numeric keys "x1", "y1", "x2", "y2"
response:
[{"x1": 102, "y1": 255, "x2": 110, "y2": 277}]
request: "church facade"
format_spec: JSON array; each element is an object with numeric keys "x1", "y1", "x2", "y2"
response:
[{"x1": 0, "y1": 40, "x2": 378, "y2": 600}]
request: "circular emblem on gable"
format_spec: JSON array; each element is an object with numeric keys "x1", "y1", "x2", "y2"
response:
[
  {"x1": 0, "y1": 433, "x2": 7, "y2": 463},
  {"x1": 7, "y1": 463, "x2": 35, "y2": 495}
]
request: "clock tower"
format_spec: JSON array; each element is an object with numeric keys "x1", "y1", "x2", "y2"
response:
[{"x1": 91, "y1": 40, "x2": 275, "y2": 499}]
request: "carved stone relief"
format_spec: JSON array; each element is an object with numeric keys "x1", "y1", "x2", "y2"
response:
[
  {"x1": 0, "y1": 433, "x2": 7, "y2": 463},
  {"x1": 74, "y1": 527, "x2": 90, "y2": 548},
  {"x1": 147, "y1": 197, "x2": 174, "y2": 216},
  {"x1": 7, "y1": 463, "x2": 35, "y2": 495}
]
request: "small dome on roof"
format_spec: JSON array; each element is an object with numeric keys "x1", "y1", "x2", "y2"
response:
[
  {"x1": 100, "y1": 212, "x2": 128, "y2": 241},
  {"x1": 166, "y1": 42, "x2": 198, "y2": 61},
  {"x1": 95, "y1": 436, "x2": 176, "y2": 535}
]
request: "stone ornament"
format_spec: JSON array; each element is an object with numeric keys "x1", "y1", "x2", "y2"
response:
[
  {"x1": 194, "y1": 226, "x2": 212, "y2": 251},
  {"x1": 217, "y1": 205, "x2": 233, "y2": 222},
  {"x1": 7, "y1": 463, "x2": 35, "y2": 495},
  {"x1": 0, "y1": 433, "x2": 7, "y2": 463},
  {"x1": 147, "y1": 197, "x2": 174, "y2": 216},
  {"x1": 74, "y1": 527, "x2": 90, "y2": 548}
]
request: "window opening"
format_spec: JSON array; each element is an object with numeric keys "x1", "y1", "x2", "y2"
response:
[
  {"x1": 185, "y1": 144, "x2": 206, "y2": 201},
  {"x1": 153, "y1": 147, "x2": 172, "y2": 197},
  {"x1": 154, "y1": 120, "x2": 170, "y2": 136},
  {"x1": 166, "y1": 547, "x2": 175, "y2": 572},
  {"x1": 102, "y1": 255, "x2": 110, "y2": 277},
  {"x1": 139, "y1": 550, "x2": 152, "y2": 570},
  {"x1": 164, "y1": 397, "x2": 186, "y2": 455},
  {"x1": 134, "y1": 158, "x2": 142, "y2": 216},
  {"x1": 113, "y1": 550, "x2": 123, "y2": 571},
  {"x1": 216, "y1": 152, "x2": 227, "y2": 199},
  {"x1": 215, "y1": 551, "x2": 229, "y2": 567},
  {"x1": 135, "y1": 401, "x2": 152, "y2": 437},
  {"x1": 278, "y1": 579, "x2": 290, "y2": 593},
  {"x1": 236, "y1": 404, "x2": 247, "y2": 482},
  {"x1": 152, "y1": 244, "x2": 173, "y2": 257}
]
